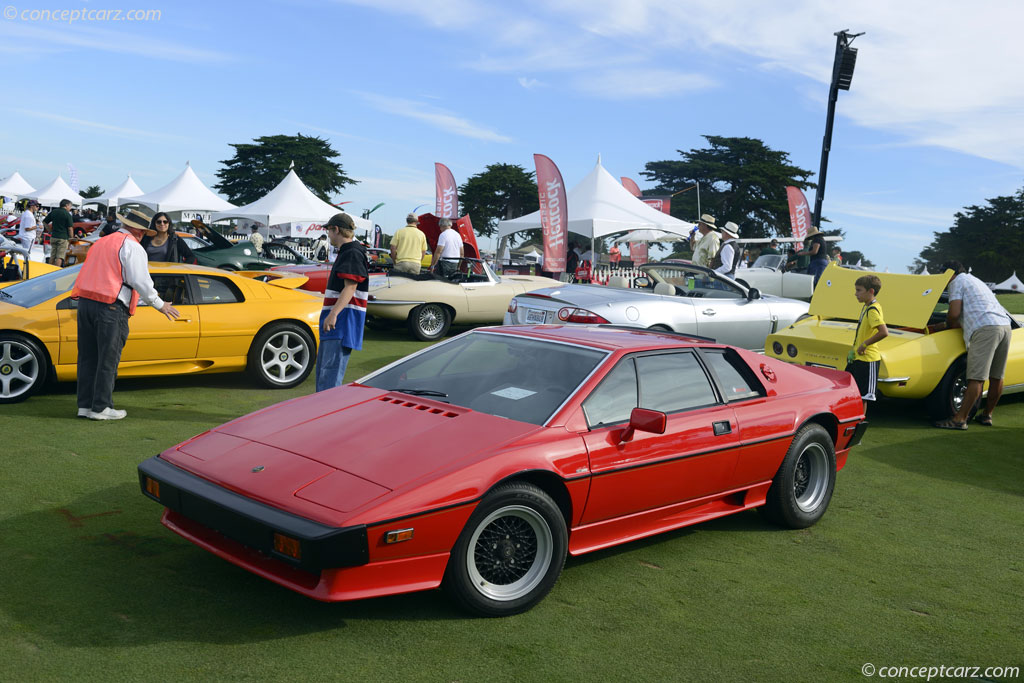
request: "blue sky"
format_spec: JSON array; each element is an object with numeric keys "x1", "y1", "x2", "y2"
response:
[{"x1": 2, "y1": 0, "x2": 1022, "y2": 272}]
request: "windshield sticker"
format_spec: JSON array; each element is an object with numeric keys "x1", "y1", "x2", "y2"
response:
[{"x1": 491, "y1": 387, "x2": 537, "y2": 400}]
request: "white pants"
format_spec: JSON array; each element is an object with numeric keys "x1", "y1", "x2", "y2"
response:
[{"x1": 19, "y1": 233, "x2": 35, "y2": 252}]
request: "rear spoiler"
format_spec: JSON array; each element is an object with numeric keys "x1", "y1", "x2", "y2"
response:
[{"x1": 236, "y1": 270, "x2": 310, "y2": 289}]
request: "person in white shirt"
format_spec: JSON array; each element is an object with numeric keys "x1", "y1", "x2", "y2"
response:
[
  {"x1": 432, "y1": 218, "x2": 464, "y2": 277},
  {"x1": 713, "y1": 222, "x2": 740, "y2": 276},
  {"x1": 18, "y1": 200, "x2": 40, "y2": 252}
]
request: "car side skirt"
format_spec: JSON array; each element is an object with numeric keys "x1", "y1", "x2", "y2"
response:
[{"x1": 54, "y1": 356, "x2": 248, "y2": 382}]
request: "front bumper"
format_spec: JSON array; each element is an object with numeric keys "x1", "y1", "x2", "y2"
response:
[{"x1": 138, "y1": 456, "x2": 369, "y2": 573}]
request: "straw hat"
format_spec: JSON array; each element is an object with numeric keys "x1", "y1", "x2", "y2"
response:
[
  {"x1": 116, "y1": 208, "x2": 157, "y2": 236},
  {"x1": 720, "y1": 221, "x2": 739, "y2": 239},
  {"x1": 698, "y1": 213, "x2": 716, "y2": 227}
]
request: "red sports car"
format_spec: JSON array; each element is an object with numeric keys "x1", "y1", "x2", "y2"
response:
[{"x1": 139, "y1": 325, "x2": 867, "y2": 616}]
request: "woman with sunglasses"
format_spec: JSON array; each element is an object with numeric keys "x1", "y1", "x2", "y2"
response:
[{"x1": 140, "y1": 212, "x2": 197, "y2": 264}]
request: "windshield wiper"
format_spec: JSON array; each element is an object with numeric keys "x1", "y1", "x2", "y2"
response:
[
  {"x1": 393, "y1": 387, "x2": 449, "y2": 398},
  {"x1": 0, "y1": 290, "x2": 11, "y2": 299}
]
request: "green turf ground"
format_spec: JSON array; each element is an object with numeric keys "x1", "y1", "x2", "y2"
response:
[{"x1": 1, "y1": 324, "x2": 1022, "y2": 682}]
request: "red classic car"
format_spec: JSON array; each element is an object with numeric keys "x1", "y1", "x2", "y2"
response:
[{"x1": 139, "y1": 325, "x2": 867, "y2": 616}]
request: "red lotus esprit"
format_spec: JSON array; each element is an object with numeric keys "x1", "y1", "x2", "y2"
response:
[{"x1": 139, "y1": 325, "x2": 868, "y2": 616}]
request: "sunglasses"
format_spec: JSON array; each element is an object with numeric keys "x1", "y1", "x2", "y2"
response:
[{"x1": 155, "y1": 219, "x2": 170, "y2": 224}]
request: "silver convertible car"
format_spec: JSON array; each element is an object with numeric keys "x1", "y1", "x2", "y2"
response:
[{"x1": 503, "y1": 261, "x2": 809, "y2": 351}]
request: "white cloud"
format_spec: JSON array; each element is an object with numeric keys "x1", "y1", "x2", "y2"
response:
[
  {"x1": 574, "y1": 68, "x2": 716, "y2": 99},
  {"x1": 517, "y1": 77, "x2": 544, "y2": 89},
  {"x1": 3, "y1": 22, "x2": 233, "y2": 63},
  {"x1": 355, "y1": 92, "x2": 513, "y2": 143},
  {"x1": 8, "y1": 109, "x2": 188, "y2": 142}
]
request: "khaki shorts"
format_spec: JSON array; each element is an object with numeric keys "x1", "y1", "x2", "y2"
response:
[
  {"x1": 966, "y1": 325, "x2": 1011, "y2": 380},
  {"x1": 50, "y1": 238, "x2": 70, "y2": 261},
  {"x1": 393, "y1": 261, "x2": 421, "y2": 275}
]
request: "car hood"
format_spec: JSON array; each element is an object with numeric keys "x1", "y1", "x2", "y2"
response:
[
  {"x1": 179, "y1": 385, "x2": 539, "y2": 492},
  {"x1": 808, "y1": 264, "x2": 950, "y2": 328}
]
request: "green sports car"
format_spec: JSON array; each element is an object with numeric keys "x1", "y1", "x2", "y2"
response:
[{"x1": 192, "y1": 231, "x2": 315, "y2": 271}]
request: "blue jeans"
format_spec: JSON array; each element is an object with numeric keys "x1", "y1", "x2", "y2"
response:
[
  {"x1": 316, "y1": 339, "x2": 352, "y2": 391},
  {"x1": 807, "y1": 258, "x2": 830, "y2": 286}
]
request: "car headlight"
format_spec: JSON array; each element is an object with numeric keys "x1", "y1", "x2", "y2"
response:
[
  {"x1": 787, "y1": 344, "x2": 798, "y2": 358},
  {"x1": 772, "y1": 341, "x2": 783, "y2": 355}
]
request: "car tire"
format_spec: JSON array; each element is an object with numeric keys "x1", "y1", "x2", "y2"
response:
[
  {"x1": 761, "y1": 423, "x2": 836, "y2": 529},
  {"x1": 0, "y1": 333, "x2": 49, "y2": 403},
  {"x1": 444, "y1": 482, "x2": 567, "y2": 617},
  {"x1": 925, "y1": 356, "x2": 980, "y2": 422},
  {"x1": 407, "y1": 303, "x2": 451, "y2": 341},
  {"x1": 247, "y1": 323, "x2": 315, "y2": 389}
]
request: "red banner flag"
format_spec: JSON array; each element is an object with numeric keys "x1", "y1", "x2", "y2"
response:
[
  {"x1": 434, "y1": 163, "x2": 458, "y2": 219},
  {"x1": 534, "y1": 154, "x2": 568, "y2": 272},
  {"x1": 621, "y1": 177, "x2": 642, "y2": 197},
  {"x1": 786, "y1": 186, "x2": 810, "y2": 241},
  {"x1": 630, "y1": 242, "x2": 649, "y2": 265},
  {"x1": 641, "y1": 197, "x2": 672, "y2": 214}
]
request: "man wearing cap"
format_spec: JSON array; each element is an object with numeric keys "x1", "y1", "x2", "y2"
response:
[
  {"x1": 762, "y1": 238, "x2": 781, "y2": 256},
  {"x1": 712, "y1": 221, "x2": 741, "y2": 277},
  {"x1": 390, "y1": 213, "x2": 428, "y2": 275},
  {"x1": 18, "y1": 200, "x2": 40, "y2": 253},
  {"x1": 74, "y1": 208, "x2": 180, "y2": 420},
  {"x1": 690, "y1": 214, "x2": 720, "y2": 268},
  {"x1": 317, "y1": 213, "x2": 368, "y2": 391}
]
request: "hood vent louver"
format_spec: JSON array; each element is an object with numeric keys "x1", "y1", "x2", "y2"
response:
[{"x1": 378, "y1": 395, "x2": 458, "y2": 418}]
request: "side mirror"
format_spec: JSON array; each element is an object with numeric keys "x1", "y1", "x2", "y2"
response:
[
  {"x1": 633, "y1": 276, "x2": 651, "y2": 288},
  {"x1": 619, "y1": 407, "x2": 667, "y2": 443},
  {"x1": 747, "y1": 287, "x2": 761, "y2": 300}
]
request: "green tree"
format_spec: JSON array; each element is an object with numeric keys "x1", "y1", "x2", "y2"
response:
[
  {"x1": 80, "y1": 185, "x2": 103, "y2": 199},
  {"x1": 214, "y1": 134, "x2": 357, "y2": 205},
  {"x1": 911, "y1": 188, "x2": 1024, "y2": 281},
  {"x1": 640, "y1": 136, "x2": 816, "y2": 239},
  {"x1": 458, "y1": 163, "x2": 539, "y2": 239}
]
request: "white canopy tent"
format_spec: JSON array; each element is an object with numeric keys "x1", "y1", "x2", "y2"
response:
[
  {"x1": 87, "y1": 175, "x2": 145, "y2": 208},
  {"x1": 613, "y1": 229, "x2": 687, "y2": 244},
  {"x1": 211, "y1": 168, "x2": 372, "y2": 232},
  {"x1": 992, "y1": 271, "x2": 1024, "y2": 292},
  {"x1": 496, "y1": 159, "x2": 696, "y2": 241},
  {"x1": 19, "y1": 174, "x2": 83, "y2": 206},
  {"x1": 120, "y1": 163, "x2": 234, "y2": 214},
  {"x1": 0, "y1": 171, "x2": 36, "y2": 197}
]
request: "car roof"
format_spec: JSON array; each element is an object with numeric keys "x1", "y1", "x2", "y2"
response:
[{"x1": 480, "y1": 324, "x2": 717, "y2": 352}]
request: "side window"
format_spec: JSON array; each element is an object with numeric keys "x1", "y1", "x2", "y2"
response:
[
  {"x1": 701, "y1": 349, "x2": 765, "y2": 401},
  {"x1": 582, "y1": 358, "x2": 638, "y2": 428},
  {"x1": 151, "y1": 274, "x2": 190, "y2": 305},
  {"x1": 636, "y1": 352, "x2": 717, "y2": 413},
  {"x1": 191, "y1": 275, "x2": 243, "y2": 304}
]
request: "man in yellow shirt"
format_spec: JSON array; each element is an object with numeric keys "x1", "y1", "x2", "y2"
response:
[
  {"x1": 390, "y1": 213, "x2": 428, "y2": 275},
  {"x1": 845, "y1": 274, "x2": 888, "y2": 402}
]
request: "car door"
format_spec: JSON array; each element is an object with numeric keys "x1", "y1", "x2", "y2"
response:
[
  {"x1": 189, "y1": 273, "x2": 253, "y2": 358},
  {"x1": 695, "y1": 296, "x2": 775, "y2": 350},
  {"x1": 57, "y1": 273, "x2": 200, "y2": 364},
  {"x1": 462, "y1": 263, "x2": 512, "y2": 317},
  {"x1": 579, "y1": 350, "x2": 740, "y2": 525}
]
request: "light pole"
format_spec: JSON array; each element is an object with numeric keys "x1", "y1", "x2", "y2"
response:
[{"x1": 812, "y1": 29, "x2": 863, "y2": 230}]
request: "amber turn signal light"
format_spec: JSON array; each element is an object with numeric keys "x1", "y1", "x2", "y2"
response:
[
  {"x1": 273, "y1": 533, "x2": 302, "y2": 560},
  {"x1": 385, "y1": 528, "x2": 414, "y2": 544},
  {"x1": 145, "y1": 477, "x2": 160, "y2": 499}
]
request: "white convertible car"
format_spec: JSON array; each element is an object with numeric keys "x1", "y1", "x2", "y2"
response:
[{"x1": 733, "y1": 254, "x2": 815, "y2": 300}]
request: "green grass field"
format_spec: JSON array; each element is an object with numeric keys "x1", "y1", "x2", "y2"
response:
[{"x1": 1, "y1": 322, "x2": 1022, "y2": 682}]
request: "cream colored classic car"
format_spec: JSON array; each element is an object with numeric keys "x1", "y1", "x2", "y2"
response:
[{"x1": 367, "y1": 258, "x2": 561, "y2": 340}]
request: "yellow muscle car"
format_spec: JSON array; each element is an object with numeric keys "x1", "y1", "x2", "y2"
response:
[
  {"x1": 0, "y1": 263, "x2": 321, "y2": 403},
  {"x1": 764, "y1": 264, "x2": 1024, "y2": 419},
  {"x1": 367, "y1": 257, "x2": 561, "y2": 341}
]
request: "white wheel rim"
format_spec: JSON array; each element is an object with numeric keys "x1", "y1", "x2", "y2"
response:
[
  {"x1": 0, "y1": 339, "x2": 40, "y2": 399},
  {"x1": 793, "y1": 442, "x2": 830, "y2": 512},
  {"x1": 260, "y1": 331, "x2": 310, "y2": 385},
  {"x1": 467, "y1": 505, "x2": 553, "y2": 602}
]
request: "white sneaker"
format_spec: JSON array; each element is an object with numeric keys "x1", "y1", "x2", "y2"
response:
[
  {"x1": 87, "y1": 407, "x2": 127, "y2": 421},
  {"x1": 77, "y1": 408, "x2": 90, "y2": 418}
]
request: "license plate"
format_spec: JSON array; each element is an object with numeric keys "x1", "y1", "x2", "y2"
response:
[{"x1": 525, "y1": 308, "x2": 547, "y2": 324}]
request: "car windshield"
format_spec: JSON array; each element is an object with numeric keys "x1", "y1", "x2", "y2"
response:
[
  {"x1": 0, "y1": 265, "x2": 80, "y2": 308},
  {"x1": 752, "y1": 254, "x2": 786, "y2": 270},
  {"x1": 642, "y1": 264, "x2": 745, "y2": 299},
  {"x1": 360, "y1": 331, "x2": 607, "y2": 425},
  {"x1": 432, "y1": 257, "x2": 496, "y2": 284}
]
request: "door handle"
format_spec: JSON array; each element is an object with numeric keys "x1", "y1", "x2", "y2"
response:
[
  {"x1": 174, "y1": 318, "x2": 193, "y2": 323},
  {"x1": 713, "y1": 420, "x2": 731, "y2": 436},
  {"x1": 702, "y1": 309, "x2": 716, "y2": 316}
]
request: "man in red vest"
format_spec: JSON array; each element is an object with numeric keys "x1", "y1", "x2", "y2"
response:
[{"x1": 74, "y1": 207, "x2": 180, "y2": 420}]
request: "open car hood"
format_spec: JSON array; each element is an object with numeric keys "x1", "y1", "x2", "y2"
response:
[{"x1": 808, "y1": 264, "x2": 951, "y2": 329}]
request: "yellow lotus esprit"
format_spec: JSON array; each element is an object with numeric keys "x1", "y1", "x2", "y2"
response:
[
  {"x1": 764, "y1": 264, "x2": 1024, "y2": 419},
  {"x1": 0, "y1": 263, "x2": 322, "y2": 403}
]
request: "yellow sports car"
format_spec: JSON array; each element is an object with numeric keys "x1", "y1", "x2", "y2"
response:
[
  {"x1": 764, "y1": 264, "x2": 1024, "y2": 419},
  {"x1": 367, "y1": 257, "x2": 561, "y2": 340},
  {"x1": 0, "y1": 263, "x2": 322, "y2": 403}
]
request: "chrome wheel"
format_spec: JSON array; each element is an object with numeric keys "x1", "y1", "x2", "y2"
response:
[
  {"x1": 467, "y1": 505, "x2": 553, "y2": 602},
  {"x1": 0, "y1": 335, "x2": 47, "y2": 403},
  {"x1": 951, "y1": 374, "x2": 968, "y2": 413},
  {"x1": 793, "y1": 443, "x2": 830, "y2": 513},
  {"x1": 248, "y1": 323, "x2": 315, "y2": 389},
  {"x1": 408, "y1": 303, "x2": 451, "y2": 341}
]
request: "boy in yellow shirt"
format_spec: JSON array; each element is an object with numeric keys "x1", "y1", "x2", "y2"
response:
[{"x1": 845, "y1": 275, "x2": 888, "y2": 402}]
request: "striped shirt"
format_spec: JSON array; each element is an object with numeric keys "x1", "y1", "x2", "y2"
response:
[
  {"x1": 321, "y1": 241, "x2": 368, "y2": 349},
  {"x1": 948, "y1": 272, "x2": 1010, "y2": 343}
]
